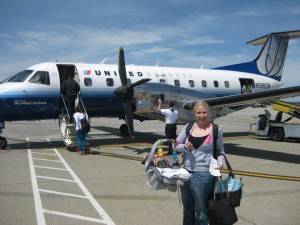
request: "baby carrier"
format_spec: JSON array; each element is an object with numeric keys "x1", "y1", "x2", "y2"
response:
[{"x1": 143, "y1": 139, "x2": 191, "y2": 192}]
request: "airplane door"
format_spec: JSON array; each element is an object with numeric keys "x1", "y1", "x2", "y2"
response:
[
  {"x1": 239, "y1": 78, "x2": 255, "y2": 93},
  {"x1": 57, "y1": 64, "x2": 80, "y2": 106},
  {"x1": 155, "y1": 73, "x2": 168, "y2": 84},
  {"x1": 57, "y1": 64, "x2": 79, "y2": 87},
  {"x1": 74, "y1": 66, "x2": 80, "y2": 85}
]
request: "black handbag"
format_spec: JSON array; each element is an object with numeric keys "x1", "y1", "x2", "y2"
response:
[{"x1": 207, "y1": 182, "x2": 238, "y2": 225}]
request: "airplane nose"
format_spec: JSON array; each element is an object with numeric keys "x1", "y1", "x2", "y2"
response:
[{"x1": 0, "y1": 97, "x2": 8, "y2": 111}]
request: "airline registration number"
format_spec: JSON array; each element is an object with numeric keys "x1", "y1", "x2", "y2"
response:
[{"x1": 255, "y1": 83, "x2": 270, "y2": 89}]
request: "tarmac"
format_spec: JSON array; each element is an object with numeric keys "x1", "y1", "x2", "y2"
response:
[{"x1": 0, "y1": 106, "x2": 299, "y2": 225}]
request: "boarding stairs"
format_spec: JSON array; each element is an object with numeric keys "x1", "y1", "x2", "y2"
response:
[{"x1": 59, "y1": 94, "x2": 88, "y2": 149}]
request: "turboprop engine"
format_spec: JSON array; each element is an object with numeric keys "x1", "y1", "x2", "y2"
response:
[{"x1": 132, "y1": 82, "x2": 216, "y2": 124}]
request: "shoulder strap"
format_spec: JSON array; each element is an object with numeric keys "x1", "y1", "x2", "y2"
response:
[
  {"x1": 186, "y1": 121, "x2": 194, "y2": 135},
  {"x1": 182, "y1": 122, "x2": 194, "y2": 168},
  {"x1": 213, "y1": 123, "x2": 219, "y2": 159}
]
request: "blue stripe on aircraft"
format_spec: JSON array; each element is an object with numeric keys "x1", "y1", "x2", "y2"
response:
[{"x1": 213, "y1": 61, "x2": 261, "y2": 75}]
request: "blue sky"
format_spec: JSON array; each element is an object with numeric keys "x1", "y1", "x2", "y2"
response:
[{"x1": 1, "y1": 0, "x2": 300, "y2": 90}]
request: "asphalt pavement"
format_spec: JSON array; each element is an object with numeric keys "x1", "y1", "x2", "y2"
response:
[{"x1": 0, "y1": 107, "x2": 299, "y2": 225}]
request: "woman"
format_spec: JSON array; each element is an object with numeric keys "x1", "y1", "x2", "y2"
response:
[
  {"x1": 175, "y1": 100, "x2": 225, "y2": 225},
  {"x1": 73, "y1": 104, "x2": 89, "y2": 155}
]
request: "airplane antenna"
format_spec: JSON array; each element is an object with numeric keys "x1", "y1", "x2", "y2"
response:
[{"x1": 100, "y1": 58, "x2": 108, "y2": 64}]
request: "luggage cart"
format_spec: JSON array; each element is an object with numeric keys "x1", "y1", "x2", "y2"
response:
[{"x1": 251, "y1": 101, "x2": 300, "y2": 141}]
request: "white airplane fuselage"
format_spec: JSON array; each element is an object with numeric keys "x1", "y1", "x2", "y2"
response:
[{"x1": 0, "y1": 62, "x2": 282, "y2": 122}]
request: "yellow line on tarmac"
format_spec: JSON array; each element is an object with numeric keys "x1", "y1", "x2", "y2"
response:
[
  {"x1": 98, "y1": 143, "x2": 152, "y2": 148},
  {"x1": 93, "y1": 150, "x2": 300, "y2": 182},
  {"x1": 6, "y1": 137, "x2": 29, "y2": 143},
  {"x1": 98, "y1": 135, "x2": 258, "y2": 148},
  {"x1": 91, "y1": 149, "x2": 143, "y2": 161},
  {"x1": 221, "y1": 169, "x2": 300, "y2": 182},
  {"x1": 223, "y1": 136, "x2": 257, "y2": 141},
  {"x1": 5, "y1": 134, "x2": 298, "y2": 182}
]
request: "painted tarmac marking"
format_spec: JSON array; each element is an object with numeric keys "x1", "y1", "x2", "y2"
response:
[
  {"x1": 52, "y1": 147, "x2": 116, "y2": 225},
  {"x1": 28, "y1": 137, "x2": 116, "y2": 225},
  {"x1": 43, "y1": 209, "x2": 107, "y2": 224},
  {"x1": 93, "y1": 150, "x2": 300, "y2": 182},
  {"x1": 32, "y1": 158, "x2": 62, "y2": 162},
  {"x1": 31, "y1": 152, "x2": 57, "y2": 156},
  {"x1": 39, "y1": 189, "x2": 88, "y2": 199},
  {"x1": 34, "y1": 165, "x2": 68, "y2": 171},
  {"x1": 96, "y1": 135, "x2": 258, "y2": 149},
  {"x1": 36, "y1": 175, "x2": 76, "y2": 182}
]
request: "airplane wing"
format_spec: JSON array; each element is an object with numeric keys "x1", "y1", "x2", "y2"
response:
[{"x1": 183, "y1": 85, "x2": 300, "y2": 111}]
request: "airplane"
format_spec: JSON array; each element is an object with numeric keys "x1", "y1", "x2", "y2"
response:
[{"x1": 1, "y1": 30, "x2": 300, "y2": 149}]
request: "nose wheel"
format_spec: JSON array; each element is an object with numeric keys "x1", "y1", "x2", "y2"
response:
[
  {"x1": 0, "y1": 136, "x2": 7, "y2": 149},
  {"x1": 120, "y1": 124, "x2": 129, "y2": 135}
]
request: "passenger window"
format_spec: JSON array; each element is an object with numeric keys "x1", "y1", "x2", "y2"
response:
[
  {"x1": 174, "y1": 79, "x2": 180, "y2": 86},
  {"x1": 189, "y1": 80, "x2": 195, "y2": 87},
  {"x1": 202, "y1": 80, "x2": 207, "y2": 87},
  {"x1": 224, "y1": 81, "x2": 230, "y2": 88},
  {"x1": 29, "y1": 71, "x2": 50, "y2": 85},
  {"x1": 160, "y1": 79, "x2": 166, "y2": 84},
  {"x1": 106, "y1": 78, "x2": 114, "y2": 87},
  {"x1": 84, "y1": 78, "x2": 92, "y2": 86},
  {"x1": 214, "y1": 81, "x2": 219, "y2": 87}
]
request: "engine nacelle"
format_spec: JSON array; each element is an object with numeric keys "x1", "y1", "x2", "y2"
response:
[{"x1": 132, "y1": 83, "x2": 216, "y2": 124}]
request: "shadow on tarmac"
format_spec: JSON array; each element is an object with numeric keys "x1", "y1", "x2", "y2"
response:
[
  {"x1": 225, "y1": 143, "x2": 300, "y2": 164},
  {"x1": 5, "y1": 129, "x2": 300, "y2": 164}
]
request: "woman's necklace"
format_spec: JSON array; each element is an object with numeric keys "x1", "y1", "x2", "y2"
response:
[{"x1": 196, "y1": 122, "x2": 209, "y2": 130}]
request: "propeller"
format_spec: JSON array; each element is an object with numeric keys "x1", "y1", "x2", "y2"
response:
[{"x1": 114, "y1": 47, "x2": 151, "y2": 139}]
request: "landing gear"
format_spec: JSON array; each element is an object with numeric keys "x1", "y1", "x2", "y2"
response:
[
  {"x1": 0, "y1": 129, "x2": 7, "y2": 149},
  {"x1": 120, "y1": 124, "x2": 129, "y2": 135},
  {"x1": 0, "y1": 136, "x2": 7, "y2": 149}
]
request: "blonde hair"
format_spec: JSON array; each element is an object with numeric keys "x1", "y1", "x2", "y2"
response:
[{"x1": 193, "y1": 100, "x2": 210, "y2": 113}]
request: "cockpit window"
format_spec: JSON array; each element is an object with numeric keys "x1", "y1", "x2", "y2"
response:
[
  {"x1": 7, "y1": 70, "x2": 33, "y2": 82},
  {"x1": 0, "y1": 76, "x2": 11, "y2": 84},
  {"x1": 29, "y1": 71, "x2": 50, "y2": 85}
]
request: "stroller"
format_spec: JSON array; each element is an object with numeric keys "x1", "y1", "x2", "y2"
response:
[{"x1": 143, "y1": 139, "x2": 191, "y2": 192}]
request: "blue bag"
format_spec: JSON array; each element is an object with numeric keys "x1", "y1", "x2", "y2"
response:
[
  {"x1": 216, "y1": 175, "x2": 243, "y2": 192},
  {"x1": 215, "y1": 155, "x2": 244, "y2": 207}
]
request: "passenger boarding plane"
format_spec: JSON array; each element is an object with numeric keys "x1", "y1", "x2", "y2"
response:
[{"x1": 1, "y1": 30, "x2": 300, "y2": 148}]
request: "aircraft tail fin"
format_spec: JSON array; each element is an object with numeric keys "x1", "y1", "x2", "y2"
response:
[{"x1": 214, "y1": 30, "x2": 300, "y2": 81}]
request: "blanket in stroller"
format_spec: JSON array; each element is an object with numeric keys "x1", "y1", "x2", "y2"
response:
[{"x1": 144, "y1": 139, "x2": 191, "y2": 192}]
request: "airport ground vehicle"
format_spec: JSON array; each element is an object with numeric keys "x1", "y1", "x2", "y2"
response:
[{"x1": 251, "y1": 101, "x2": 300, "y2": 141}]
